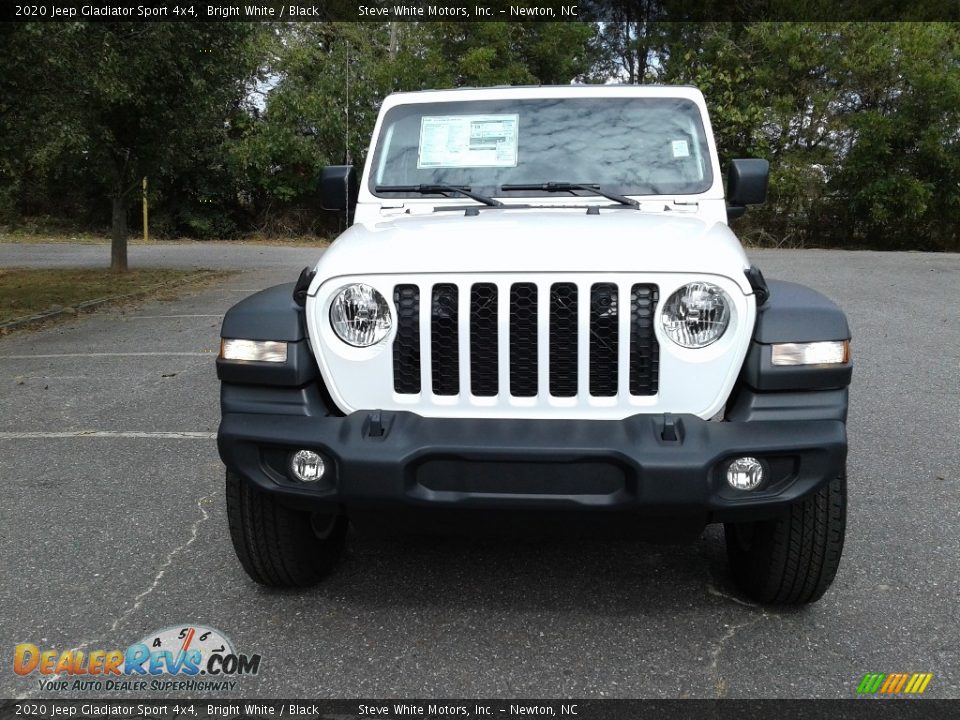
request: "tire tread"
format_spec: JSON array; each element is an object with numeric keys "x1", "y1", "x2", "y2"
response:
[
  {"x1": 225, "y1": 470, "x2": 345, "y2": 587},
  {"x1": 726, "y1": 472, "x2": 846, "y2": 605}
]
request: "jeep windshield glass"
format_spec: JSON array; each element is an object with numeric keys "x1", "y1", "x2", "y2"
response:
[{"x1": 368, "y1": 97, "x2": 713, "y2": 199}]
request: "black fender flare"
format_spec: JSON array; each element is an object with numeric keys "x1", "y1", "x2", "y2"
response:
[
  {"x1": 754, "y1": 280, "x2": 850, "y2": 344},
  {"x1": 215, "y1": 283, "x2": 341, "y2": 420},
  {"x1": 221, "y1": 283, "x2": 305, "y2": 342},
  {"x1": 728, "y1": 280, "x2": 852, "y2": 422}
]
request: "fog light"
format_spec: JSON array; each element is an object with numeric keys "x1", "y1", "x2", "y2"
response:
[
  {"x1": 289, "y1": 450, "x2": 326, "y2": 483},
  {"x1": 726, "y1": 457, "x2": 764, "y2": 490}
]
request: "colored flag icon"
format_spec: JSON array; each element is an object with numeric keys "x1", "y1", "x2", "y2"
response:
[{"x1": 857, "y1": 673, "x2": 933, "y2": 694}]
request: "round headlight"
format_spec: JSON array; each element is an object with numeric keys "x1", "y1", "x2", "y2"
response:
[
  {"x1": 661, "y1": 282, "x2": 731, "y2": 348},
  {"x1": 329, "y1": 283, "x2": 392, "y2": 347}
]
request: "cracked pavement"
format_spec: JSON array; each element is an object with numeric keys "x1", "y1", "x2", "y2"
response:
[{"x1": 0, "y1": 245, "x2": 958, "y2": 699}]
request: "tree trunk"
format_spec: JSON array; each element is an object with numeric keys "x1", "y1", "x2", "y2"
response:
[
  {"x1": 111, "y1": 195, "x2": 128, "y2": 272},
  {"x1": 389, "y1": 22, "x2": 398, "y2": 59}
]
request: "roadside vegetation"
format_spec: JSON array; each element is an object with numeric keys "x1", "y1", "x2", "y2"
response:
[
  {"x1": 0, "y1": 230, "x2": 329, "y2": 247},
  {"x1": 0, "y1": 19, "x2": 957, "y2": 262},
  {"x1": 0, "y1": 268, "x2": 233, "y2": 330}
]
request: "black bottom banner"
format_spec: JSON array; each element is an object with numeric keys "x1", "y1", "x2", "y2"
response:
[{"x1": 0, "y1": 699, "x2": 956, "y2": 720}]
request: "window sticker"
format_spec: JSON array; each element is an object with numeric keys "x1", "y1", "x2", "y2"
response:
[
  {"x1": 418, "y1": 114, "x2": 519, "y2": 169},
  {"x1": 671, "y1": 139, "x2": 690, "y2": 158}
]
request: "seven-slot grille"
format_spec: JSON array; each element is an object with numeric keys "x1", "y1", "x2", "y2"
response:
[{"x1": 393, "y1": 280, "x2": 659, "y2": 399}]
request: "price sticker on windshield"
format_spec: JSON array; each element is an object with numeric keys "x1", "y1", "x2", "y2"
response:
[{"x1": 418, "y1": 114, "x2": 519, "y2": 169}]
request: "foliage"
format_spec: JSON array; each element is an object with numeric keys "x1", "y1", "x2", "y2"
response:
[
  {"x1": 0, "y1": 21, "x2": 958, "y2": 251},
  {"x1": 227, "y1": 22, "x2": 598, "y2": 233},
  {"x1": 662, "y1": 22, "x2": 960, "y2": 249},
  {"x1": 0, "y1": 22, "x2": 265, "y2": 266}
]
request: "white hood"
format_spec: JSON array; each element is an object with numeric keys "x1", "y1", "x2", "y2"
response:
[{"x1": 309, "y1": 209, "x2": 754, "y2": 296}]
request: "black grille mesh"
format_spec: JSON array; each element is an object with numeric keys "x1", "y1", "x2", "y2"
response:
[
  {"x1": 589, "y1": 283, "x2": 619, "y2": 396},
  {"x1": 549, "y1": 283, "x2": 578, "y2": 396},
  {"x1": 470, "y1": 283, "x2": 498, "y2": 396},
  {"x1": 629, "y1": 284, "x2": 660, "y2": 396},
  {"x1": 392, "y1": 284, "x2": 420, "y2": 394},
  {"x1": 392, "y1": 280, "x2": 659, "y2": 400},
  {"x1": 509, "y1": 283, "x2": 538, "y2": 397},
  {"x1": 431, "y1": 283, "x2": 459, "y2": 395}
]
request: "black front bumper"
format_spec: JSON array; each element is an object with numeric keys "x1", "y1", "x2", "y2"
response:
[{"x1": 218, "y1": 410, "x2": 846, "y2": 527}]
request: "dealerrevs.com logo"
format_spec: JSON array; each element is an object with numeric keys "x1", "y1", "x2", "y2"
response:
[{"x1": 14, "y1": 625, "x2": 262, "y2": 693}]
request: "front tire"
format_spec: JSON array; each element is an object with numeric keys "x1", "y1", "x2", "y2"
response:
[
  {"x1": 225, "y1": 470, "x2": 347, "y2": 587},
  {"x1": 725, "y1": 472, "x2": 846, "y2": 605}
]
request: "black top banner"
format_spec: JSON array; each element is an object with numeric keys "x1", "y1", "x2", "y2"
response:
[{"x1": 2, "y1": 0, "x2": 958, "y2": 22}]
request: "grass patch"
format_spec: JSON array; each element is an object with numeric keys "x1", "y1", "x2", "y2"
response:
[
  {"x1": 0, "y1": 229, "x2": 144, "y2": 245},
  {"x1": 0, "y1": 268, "x2": 232, "y2": 328},
  {"x1": 230, "y1": 233, "x2": 331, "y2": 247},
  {"x1": 0, "y1": 230, "x2": 330, "y2": 247}
]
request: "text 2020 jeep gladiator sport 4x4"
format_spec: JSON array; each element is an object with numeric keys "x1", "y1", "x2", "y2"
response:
[{"x1": 217, "y1": 86, "x2": 852, "y2": 604}]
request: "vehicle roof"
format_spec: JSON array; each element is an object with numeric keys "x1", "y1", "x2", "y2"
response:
[{"x1": 381, "y1": 84, "x2": 707, "y2": 108}]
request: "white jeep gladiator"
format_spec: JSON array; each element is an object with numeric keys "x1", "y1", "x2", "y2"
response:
[{"x1": 217, "y1": 86, "x2": 852, "y2": 604}]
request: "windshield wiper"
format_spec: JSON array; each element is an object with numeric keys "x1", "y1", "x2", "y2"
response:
[
  {"x1": 375, "y1": 184, "x2": 503, "y2": 207},
  {"x1": 500, "y1": 182, "x2": 639, "y2": 209}
]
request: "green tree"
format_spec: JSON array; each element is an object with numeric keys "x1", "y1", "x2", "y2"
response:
[
  {"x1": 4, "y1": 20, "x2": 958, "y2": 251},
  {"x1": 588, "y1": 1, "x2": 671, "y2": 83},
  {"x1": 229, "y1": 24, "x2": 394, "y2": 212},
  {"x1": 0, "y1": 22, "x2": 264, "y2": 270},
  {"x1": 420, "y1": 22, "x2": 599, "y2": 86},
  {"x1": 827, "y1": 23, "x2": 960, "y2": 249},
  {"x1": 663, "y1": 23, "x2": 839, "y2": 244},
  {"x1": 659, "y1": 22, "x2": 960, "y2": 250},
  {"x1": 231, "y1": 22, "x2": 599, "y2": 232}
]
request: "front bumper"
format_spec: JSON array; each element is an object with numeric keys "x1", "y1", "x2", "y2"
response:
[{"x1": 218, "y1": 410, "x2": 846, "y2": 526}]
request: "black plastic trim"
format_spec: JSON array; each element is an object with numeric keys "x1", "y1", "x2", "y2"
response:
[
  {"x1": 220, "y1": 283, "x2": 305, "y2": 342},
  {"x1": 392, "y1": 284, "x2": 422, "y2": 394},
  {"x1": 510, "y1": 282, "x2": 538, "y2": 396},
  {"x1": 471, "y1": 283, "x2": 499, "y2": 397},
  {"x1": 628, "y1": 283, "x2": 659, "y2": 396},
  {"x1": 744, "y1": 265, "x2": 770, "y2": 306},
  {"x1": 726, "y1": 388, "x2": 848, "y2": 423},
  {"x1": 740, "y1": 341, "x2": 852, "y2": 392},
  {"x1": 220, "y1": 382, "x2": 337, "y2": 417},
  {"x1": 754, "y1": 280, "x2": 850, "y2": 343},
  {"x1": 293, "y1": 267, "x2": 315, "y2": 307},
  {"x1": 431, "y1": 283, "x2": 460, "y2": 395},
  {"x1": 216, "y1": 339, "x2": 318, "y2": 387},
  {"x1": 589, "y1": 282, "x2": 619, "y2": 396},
  {"x1": 549, "y1": 282, "x2": 578, "y2": 397},
  {"x1": 219, "y1": 410, "x2": 847, "y2": 524}
]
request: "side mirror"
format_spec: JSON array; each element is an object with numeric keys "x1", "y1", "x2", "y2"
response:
[
  {"x1": 727, "y1": 159, "x2": 769, "y2": 219},
  {"x1": 320, "y1": 165, "x2": 358, "y2": 212}
]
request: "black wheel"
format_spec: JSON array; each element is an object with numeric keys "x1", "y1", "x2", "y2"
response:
[
  {"x1": 225, "y1": 470, "x2": 347, "y2": 587},
  {"x1": 725, "y1": 472, "x2": 846, "y2": 605}
]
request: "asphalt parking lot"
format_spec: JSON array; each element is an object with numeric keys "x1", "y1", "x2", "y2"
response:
[{"x1": 1, "y1": 244, "x2": 958, "y2": 699}]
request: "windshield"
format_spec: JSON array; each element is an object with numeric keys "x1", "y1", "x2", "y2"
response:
[{"x1": 369, "y1": 96, "x2": 713, "y2": 199}]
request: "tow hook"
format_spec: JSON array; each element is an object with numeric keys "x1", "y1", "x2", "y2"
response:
[
  {"x1": 367, "y1": 410, "x2": 386, "y2": 438},
  {"x1": 660, "y1": 413, "x2": 684, "y2": 443}
]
